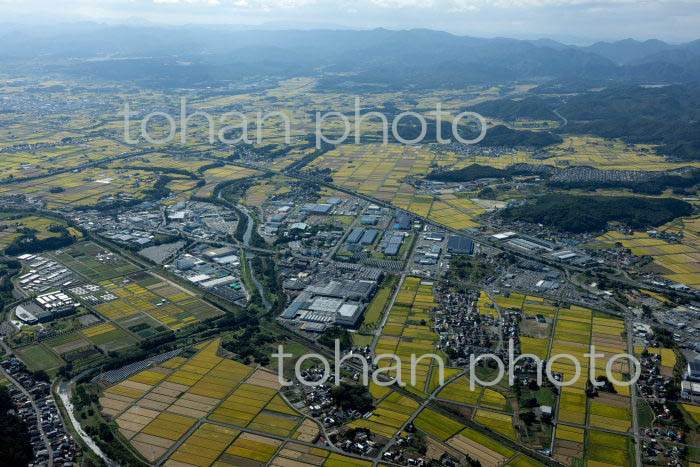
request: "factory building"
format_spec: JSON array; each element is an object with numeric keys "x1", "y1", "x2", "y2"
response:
[
  {"x1": 280, "y1": 279, "x2": 377, "y2": 329},
  {"x1": 16, "y1": 291, "x2": 77, "y2": 324},
  {"x1": 447, "y1": 235, "x2": 474, "y2": 255}
]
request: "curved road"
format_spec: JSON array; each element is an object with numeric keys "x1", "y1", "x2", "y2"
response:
[{"x1": 0, "y1": 365, "x2": 54, "y2": 466}]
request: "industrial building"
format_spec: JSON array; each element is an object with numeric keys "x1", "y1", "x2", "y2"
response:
[
  {"x1": 447, "y1": 235, "x2": 474, "y2": 255},
  {"x1": 280, "y1": 278, "x2": 377, "y2": 329},
  {"x1": 347, "y1": 228, "x2": 365, "y2": 244},
  {"x1": 203, "y1": 247, "x2": 236, "y2": 259},
  {"x1": 301, "y1": 203, "x2": 333, "y2": 215},
  {"x1": 15, "y1": 291, "x2": 77, "y2": 324},
  {"x1": 424, "y1": 232, "x2": 445, "y2": 242},
  {"x1": 507, "y1": 238, "x2": 544, "y2": 252},
  {"x1": 16, "y1": 255, "x2": 75, "y2": 293},
  {"x1": 393, "y1": 212, "x2": 413, "y2": 230},
  {"x1": 361, "y1": 215, "x2": 379, "y2": 226},
  {"x1": 382, "y1": 233, "x2": 404, "y2": 256},
  {"x1": 360, "y1": 229, "x2": 379, "y2": 245}
]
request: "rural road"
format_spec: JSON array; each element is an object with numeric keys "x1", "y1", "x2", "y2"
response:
[{"x1": 1, "y1": 364, "x2": 54, "y2": 466}]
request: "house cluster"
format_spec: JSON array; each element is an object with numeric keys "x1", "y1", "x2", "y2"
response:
[
  {"x1": 434, "y1": 286, "x2": 495, "y2": 363},
  {"x1": 641, "y1": 427, "x2": 685, "y2": 466},
  {"x1": 638, "y1": 351, "x2": 674, "y2": 400},
  {"x1": 2, "y1": 359, "x2": 79, "y2": 466}
]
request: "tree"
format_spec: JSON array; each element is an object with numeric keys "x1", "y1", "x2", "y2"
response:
[
  {"x1": 0, "y1": 387, "x2": 33, "y2": 467},
  {"x1": 521, "y1": 411, "x2": 536, "y2": 426},
  {"x1": 98, "y1": 423, "x2": 114, "y2": 442},
  {"x1": 330, "y1": 383, "x2": 373, "y2": 413},
  {"x1": 33, "y1": 370, "x2": 49, "y2": 382}
]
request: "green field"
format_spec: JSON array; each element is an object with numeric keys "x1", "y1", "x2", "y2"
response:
[
  {"x1": 362, "y1": 275, "x2": 397, "y2": 328},
  {"x1": 15, "y1": 343, "x2": 63, "y2": 372},
  {"x1": 52, "y1": 241, "x2": 140, "y2": 281}
]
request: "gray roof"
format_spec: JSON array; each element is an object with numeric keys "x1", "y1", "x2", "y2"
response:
[{"x1": 447, "y1": 235, "x2": 473, "y2": 254}]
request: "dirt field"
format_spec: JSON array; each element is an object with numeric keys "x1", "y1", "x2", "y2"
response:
[
  {"x1": 447, "y1": 434, "x2": 506, "y2": 467},
  {"x1": 520, "y1": 320, "x2": 551, "y2": 339},
  {"x1": 425, "y1": 435, "x2": 464, "y2": 463},
  {"x1": 247, "y1": 368, "x2": 283, "y2": 389}
]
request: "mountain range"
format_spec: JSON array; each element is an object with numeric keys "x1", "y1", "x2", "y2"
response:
[{"x1": 2, "y1": 25, "x2": 700, "y2": 90}]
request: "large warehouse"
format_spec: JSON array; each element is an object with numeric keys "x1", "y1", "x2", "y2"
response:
[{"x1": 447, "y1": 235, "x2": 474, "y2": 255}]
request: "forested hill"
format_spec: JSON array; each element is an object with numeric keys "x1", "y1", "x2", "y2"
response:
[
  {"x1": 2, "y1": 25, "x2": 700, "y2": 90},
  {"x1": 467, "y1": 83, "x2": 700, "y2": 161},
  {"x1": 426, "y1": 164, "x2": 510, "y2": 182},
  {"x1": 500, "y1": 194, "x2": 693, "y2": 233}
]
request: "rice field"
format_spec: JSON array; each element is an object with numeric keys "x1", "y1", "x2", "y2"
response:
[
  {"x1": 165, "y1": 423, "x2": 241, "y2": 467},
  {"x1": 306, "y1": 144, "x2": 484, "y2": 231},
  {"x1": 446, "y1": 427, "x2": 515, "y2": 466},
  {"x1": 268, "y1": 441, "x2": 332, "y2": 466},
  {"x1": 479, "y1": 388, "x2": 511, "y2": 412},
  {"x1": 682, "y1": 404, "x2": 700, "y2": 424},
  {"x1": 375, "y1": 277, "x2": 439, "y2": 394},
  {"x1": 413, "y1": 408, "x2": 465, "y2": 441},
  {"x1": 437, "y1": 376, "x2": 483, "y2": 405},
  {"x1": 520, "y1": 337, "x2": 549, "y2": 360},
  {"x1": 99, "y1": 338, "x2": 322, "y2": 464},
  {"x1": 589, "y1": 395, "x2": 632, "y2": 432},
  {"x1": 556, "y1": 425, "x2": 584, "y2": 443},
  {"x1": 597, "y1": 227, "x2": 700, "y2": 289},
  {"x1": 347, "y1": 390, "x2": 421, "y2": 438},
  {"x1": 0, "y1": 133, "x2": 135, "y2": 180},
  {"x1": 91, "y1": 272, "x2": 223, "y2": 330},
  {"x1": 477, "y1": 291, "x2": 498, "y2": 318},
  {"x1": 473, "y1": 409, "x2": 517, "y2": 440},
  {"x1": 221, "y1": 432, "x2": 281, "y2": 464},
  {"x1": 586, "y1": 430, "x2": 633, "y2": 467}
]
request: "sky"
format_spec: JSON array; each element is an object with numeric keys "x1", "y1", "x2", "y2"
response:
[{"x1": 2, "y1": 0, "x2": 700, "y2": 43}]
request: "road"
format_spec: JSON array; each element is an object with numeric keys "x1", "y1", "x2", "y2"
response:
[
  {"x1": 214, "y1": 157, "x2": 700, "y2": 301},
  {"x1": 627, "y1": 320, "x2": 643, "y2": 467},
  {"x1": 1, "y1": 365, "x2": 54, "y2": 466},
  {"x1": 553, "y1": 109, "x2": 568, "y2": 127},
  {"x1": 485, "y1": 289, "x2": 504, "y2": 351}
]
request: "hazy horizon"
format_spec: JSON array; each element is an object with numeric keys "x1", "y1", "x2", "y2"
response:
[{"x1": 2, "y1": 0, "x2": 700, "y2": 44}]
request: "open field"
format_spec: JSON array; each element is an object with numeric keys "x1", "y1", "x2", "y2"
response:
[
  {"x1": 374, "y1": 277, "x2": 439, "y2": 394},
  {"x1": 597, "y1": 226, "x2": 700, "y2": 289},
  {"x1": 98, "y1": 338, "x2": 321, "y2": 464},
  {"x1": 53, "y1": 241, "x2": 140, "y2": 281},
  {"x1": 14, "y1": 343, "x2": 64, "y2": 372},
  {"x1": 586, "y1": 430, "x2": 633, "y2": 467},
  {"x1": 0, "y1": 213, "x2": 82, "y2": 248},
  {"x1": 473, "y1": 409, "x2": 517, "y2": 440},
  {"x1": 414, "y1": 408, "x2": 465, "y2": 441},
  {"x1": 447, "y1": 427, "x2": 515, "y2": 467},
  {"x1": 92, "y1": 271, "x2": 223, "y2": 330}
]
